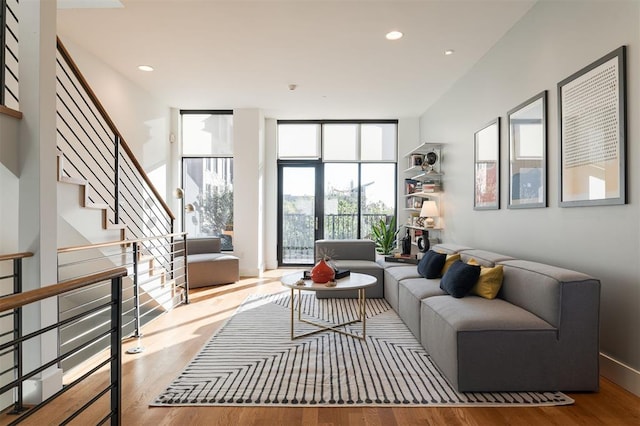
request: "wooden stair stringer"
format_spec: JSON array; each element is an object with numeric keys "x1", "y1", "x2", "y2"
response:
[{"x1": 57, "y1": 152, "x2": 127, "y2": 241}]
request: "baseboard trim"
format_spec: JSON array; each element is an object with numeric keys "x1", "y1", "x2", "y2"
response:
[
  {"x1": 600, "y1": 352, "x2": 640, "y2": 397},
  {"x1": 24, "y1": 367, "x2": 63, "y2": 404}
]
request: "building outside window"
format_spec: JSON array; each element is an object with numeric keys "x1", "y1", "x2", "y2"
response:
[{"x1": 181, "y1": 111, "x2": 234, "y2": 250}]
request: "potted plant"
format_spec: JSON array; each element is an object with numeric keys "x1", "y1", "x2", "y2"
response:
[{"x1": 370, "y1": 216, "x2": 399, "y2": 255}]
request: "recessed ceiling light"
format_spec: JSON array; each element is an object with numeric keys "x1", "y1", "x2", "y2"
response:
[
  {"x1": 138, "y1": 65, "x2": 154, "y2": 72},
  {"x1": 385, "y1": 31, "x2": 403, "y2": 41},
  {"x1": 444, "y1": 50, "x2": 455, "y2": 56}
]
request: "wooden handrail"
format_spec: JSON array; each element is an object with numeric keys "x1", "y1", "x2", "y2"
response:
[
  {"x1": 0, "y1": 267, "x2": 127, "y2": 313},
  {"x1": 0, "y1": 105, "x2": 22, "y2": 119},
  {"x1": 57, "y1": 232, "x2": 187, "y2": 254},
  {"x1": 0, "y1": 252, "x2": 33, "y2": 262},
  {"x1": 56, "y1": 37, "x2": 175, "y2": 221}
]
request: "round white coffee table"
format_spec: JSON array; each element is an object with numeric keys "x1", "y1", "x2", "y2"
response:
[{"x1": 281, "y1": 272, "x2": 377, "y2": 340}]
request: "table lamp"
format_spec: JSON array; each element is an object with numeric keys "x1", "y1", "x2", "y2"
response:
[{"x1": 419, "y1": 200, "x2": 439, "y2": 228}]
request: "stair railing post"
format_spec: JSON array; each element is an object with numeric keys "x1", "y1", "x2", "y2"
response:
[
  {"x1": 126, "y1": 242, "x2": 144, "y2": 355},
  {"x1": 11, "y1": 258, "x2": 23, "y2": 413},
  {"x1": 0, "y1": 0, "x2": 7, "y2": 106},
  {"x1": 110, "y1": 275, "x2": 123, "y2": 425},
  {"x1": 183, "y1": 234, "x2": 190, "y2": 305},
  {"x1": 114, "y1": 134, "x2": 120, "y2": 224}
]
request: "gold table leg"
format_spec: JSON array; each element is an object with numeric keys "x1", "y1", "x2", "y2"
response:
[{"x1": 290, "y1": 286, "x2": 368, "y2": 341}]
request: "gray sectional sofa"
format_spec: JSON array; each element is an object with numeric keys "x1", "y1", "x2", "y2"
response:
[
  {"x1": 381, "y1": 243, "x2": 600, "y2": 393},
  {"x1": 176, "y1": 237, "x2": 239, "y2": 288},
  {"x1": 314, "y1": 239, "x2": 384, "y2": 299},
  {"x1": 316, "y1": 239, "x2": 601, "y2": 393}
]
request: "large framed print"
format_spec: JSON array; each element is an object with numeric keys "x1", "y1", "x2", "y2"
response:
[
  {"x1": 508, "y1": 91, "x2": 547, "y2": 209},
  {"x1": 558, "y1": 46, "x2": 626, "y2": 207},
  {"x1": 474, "y1": 118, "x2": 500, "y2": 210}
]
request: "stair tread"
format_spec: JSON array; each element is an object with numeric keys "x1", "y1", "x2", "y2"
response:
[
  {"x1": 85, "y1": 202, "x2": 109, "y2": 210},
  {"x1": 59, "y1": 176, "x2": 88, "y2": 186}
]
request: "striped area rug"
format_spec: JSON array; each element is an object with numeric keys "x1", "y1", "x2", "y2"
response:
[{"x1": 151, "y1": 293, "x2": 573, "y2": 407}]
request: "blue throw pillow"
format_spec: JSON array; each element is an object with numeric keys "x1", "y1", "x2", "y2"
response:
[
  {"x1": 417, "y1": 250, "x2": 447, "y2": 279},
  {"x1": 440, "y1": 260, "x2": 481, "y2": 298}
]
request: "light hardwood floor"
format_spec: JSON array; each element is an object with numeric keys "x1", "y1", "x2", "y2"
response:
[{"x1": 6, "y1": 269, "x2": 640, "y2": 425}]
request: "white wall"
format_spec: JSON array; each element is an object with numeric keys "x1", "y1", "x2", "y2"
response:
[
  {"x1": 418, "y1": 0, "x2": 639, "y2": 395},
  {"x1": 264, "y1": 118, "x2": 278, "y2": 270},
  {"x1": 233, "y1": 109, "x2": 265, "y2": 276},
  {"x1": 57, "y1": 37, "x2": 173, "y2": 202}
]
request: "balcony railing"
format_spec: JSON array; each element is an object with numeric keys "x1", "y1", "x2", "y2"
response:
[{"x1": 282, "y1": 213, "x2": 392, "y2": 263}]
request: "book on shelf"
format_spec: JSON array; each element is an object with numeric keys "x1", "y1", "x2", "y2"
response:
[
  {"x1": 404, "y1": 178, "x2": 418, "y2": 194},
  {"x1": 384, "y1": 254, "x2": 419, "y2": 264}
]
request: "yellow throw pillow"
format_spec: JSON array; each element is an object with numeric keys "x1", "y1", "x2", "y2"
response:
[
  {"x1": 467, "y1": 258, "x2": 504, "y2": 299},
  {"x1": 441, "y1": 253, "x2": 461, "y2": 275}
]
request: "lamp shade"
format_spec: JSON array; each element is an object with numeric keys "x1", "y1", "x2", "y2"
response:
[{"x1": 420, "y1": 200, "x2": 439, "y2": 218}]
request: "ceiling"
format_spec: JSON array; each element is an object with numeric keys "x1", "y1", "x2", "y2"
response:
[{"x1": 57, "y1": 0, "x2": 536, "y2": 120}]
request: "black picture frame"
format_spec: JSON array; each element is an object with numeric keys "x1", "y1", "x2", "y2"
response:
[
  {"x1": 558, "y1": 46, "x2": 626, "y2": 207},
  {"x1": 508, "y1": 91, "x2": 547, "y2": 209},
  {"x1": 474, "y1": 117, "x2": 500, "y2": 210}
]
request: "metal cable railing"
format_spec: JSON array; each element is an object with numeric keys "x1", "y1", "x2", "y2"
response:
[
  {"x1": 54, "y1": 37, "x2": 179, "y2": 372},
  {"x1": 1, "y1": 0, "x2": 19, "y2": 110},
  {"x1": 55, "y1": 38, "x2": 174, "y2": 237},
  {"x1": 0, "y1": 251, "x2": 32, "y2": 414},
  {"x1": 281, "y1": 213, "x2": 391, "y2": 263},
  {"x1": 0, "y1": 268, "x2": 126, "y2": 425},
  {"x1": 57, "y1": 233, "x2": 188, "y2": 371}
]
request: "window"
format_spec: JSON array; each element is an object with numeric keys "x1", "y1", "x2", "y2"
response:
[
  {"x1": 181, "y1": 111, "x2": 234, "y2": 250},
  {"x1": 277, "y1": 123, "x2": 320, "y2": 159},
  {"x1": 277, "y1": 120, "x2": 397, "y2": 264}
]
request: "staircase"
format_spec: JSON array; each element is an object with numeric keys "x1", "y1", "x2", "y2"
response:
[{"x1": 53, "y1": 38, "x2": 185, "y2": 372}]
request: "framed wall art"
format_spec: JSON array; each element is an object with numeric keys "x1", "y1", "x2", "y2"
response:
[
  {"x1": 474, "y1": 117, "x2": 500, "y2": 210},
  {"x1": 508, "y1": 91, "x2": 547, "y2": 209},
  {"x1": 558, "y1": 46, "x2": 626, "y2": 207}
]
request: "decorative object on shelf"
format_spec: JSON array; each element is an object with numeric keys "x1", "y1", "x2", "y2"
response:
[
  {"x1": 419, "y1": 200, "x2": 439, "y2": 228},
  {"x1": 508, "y1": 91, "x2": 547, "y2": 209},
  {"x1": 370, "y1": 216, "x2": 399, "y2": 255},
  {"x1": 401, "y1": 228, "x2": 411, "y2": 255},
  {"x1": 310, "y1": 258, "x2": 336, "y2": 284},
  {"x1": 416, "y1": 235, "x2": 431, "y2": 253},
  {"x1": 422, "y1": 150, "x2": 439, "y2": 174},
  {"x1": 558, "y1": 45, "x2": 626, "y2": 207},
  {"x1": 474, "y1": 118, "x2": 500, "y2": 210},
  {"x1": 410, "y1": 154, "x2": 424, "y2": 167}
]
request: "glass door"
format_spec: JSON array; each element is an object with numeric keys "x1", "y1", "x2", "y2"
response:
[{"x1": 278, "y1": 163, "x2": 322, "y2": 266}]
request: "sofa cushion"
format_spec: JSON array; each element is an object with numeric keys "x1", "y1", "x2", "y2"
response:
[
  {"x1": 420, "y1": 295, "x2": 558, "y2": 392},
  {"x1": 188, "y1": 252, "x2": 235, "y2": 264},
  {"x1": 459, "y1": 249, "x2": 513, "y2": 267},
  {"x1": 439, "y1": 260, "x2": 480, "y2": 298},
  {"x1": 432, "y1": 243, "x2": 472, "y2": 254},
  {"x1": 397, "y1": 277, "x2": 446, "y2": 338},
  {"x1": 417, "y1": 250, "x2": 446, "y2": 279},
  {"x1": 467, "y1": 258, "x2": 504, "y2": 300},
  {"x1": 383, "y1": 265, "x2": 421, "y2": 311}
]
